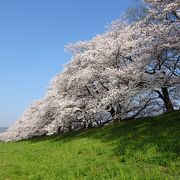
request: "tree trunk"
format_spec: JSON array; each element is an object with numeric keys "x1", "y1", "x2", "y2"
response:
[
  {"x1": 88, "y1": 122, "x2": 93, "y2": 128},
  {"x1": 68, "y1": 124, "x2": 72, "y2": 131},
  {"x1": 83, "y1": 121, "x2": 87, "y2": 129},
  {"x1": 161, "y1": 87, "x2": 174, "y2": 112},
  {"x1": 110, "y1": 106, "x2": 118, "y2": 123}
]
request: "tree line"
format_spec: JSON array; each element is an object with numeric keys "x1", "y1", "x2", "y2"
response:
[{"x1": 0, "y1": 0, "x2": 179, "y2": 142}]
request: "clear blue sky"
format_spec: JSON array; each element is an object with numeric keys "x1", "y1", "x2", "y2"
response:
[{"x1": 0, "y1": 0, "x2": 136, "y2": 127}]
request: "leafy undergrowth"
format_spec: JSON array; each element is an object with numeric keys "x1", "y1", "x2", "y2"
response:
[{"x1": 0, "y1": 111, "x2": 180, "y2": 180}]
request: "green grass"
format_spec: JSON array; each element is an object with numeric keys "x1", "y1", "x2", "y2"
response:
[{"x1": 0, "y1": 111, "x2": 180, "y2": 180}]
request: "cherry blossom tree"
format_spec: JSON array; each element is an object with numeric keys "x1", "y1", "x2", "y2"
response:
[{"x1": 0, "y1": 0, "x2": 179, "y2": 142}]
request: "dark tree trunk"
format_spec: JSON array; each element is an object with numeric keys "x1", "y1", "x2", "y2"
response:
[
  {"x1": 88, "y1": 122, "x2": 93, "y2": 128},
  {"x1": 110, "y1": 107, "x2": 119, "y2": 123},
  {"x1": 83, "y1": 121, "x2": 87, "y2": 129},
  {"x1": 161, "y1": 87, "x2": 174, "y2": 112},
  {"x1": 68, "y1": 124, "x2": 72, "y2": 131}
]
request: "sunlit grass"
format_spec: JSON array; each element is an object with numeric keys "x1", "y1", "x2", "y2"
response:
[{"x1": 0, "y1": 111, "x2": 180, "y2": 179}]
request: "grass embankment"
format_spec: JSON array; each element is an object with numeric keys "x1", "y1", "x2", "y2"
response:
[{"x1": 0, "y1": 111, "x2": 180, "y2": 180}]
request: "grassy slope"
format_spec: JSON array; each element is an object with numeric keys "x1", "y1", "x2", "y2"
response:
[{"x1": 0, "y1": 111, "x2": 180, "y2": 180}]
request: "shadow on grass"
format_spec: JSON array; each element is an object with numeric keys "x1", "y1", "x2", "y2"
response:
[{"x1": 27, "y1": 111, "x2": 180, "y2": 158}]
